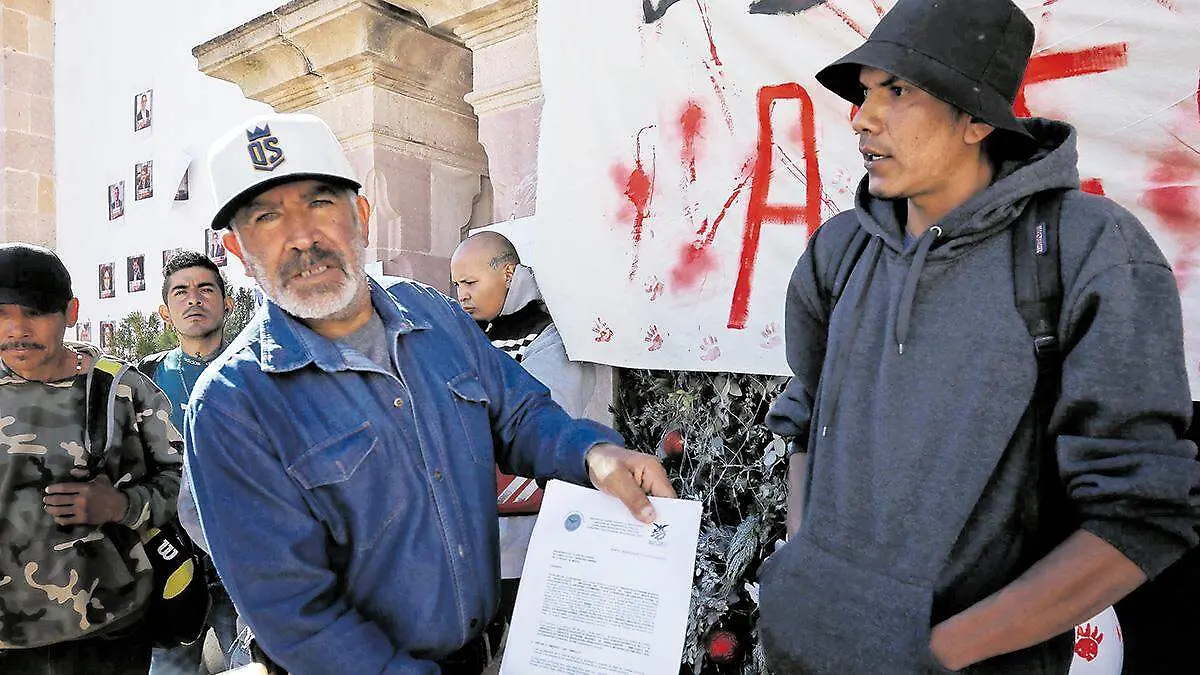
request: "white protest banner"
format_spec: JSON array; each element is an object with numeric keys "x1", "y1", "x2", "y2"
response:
[{"x1": 534, "y1": 0, "x2": 1200, "y2": 389}]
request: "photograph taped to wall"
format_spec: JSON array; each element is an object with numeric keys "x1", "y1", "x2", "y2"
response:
[
  {"x1": 206, "y1": 228, "x2": 227, "y2": 266},
  {"x1": 134, "y1": 161, "x2": 153, "y2": 200},
  {"x1": 127, "y1": 255, "x2": 145, "y2": 293},
  {"x1": 100, "y1": 321, "x2": 115, "y2": 350},
  {"x1": 98, "y1": 262, "x2": 115, "y2": 299},
  {"x1": 76, "y1": 322, "x2": 92, "y2": 343},
  {"x1": 108, "y1": 182, "x2": 124, "y2": 220},
  {"x1": 134, "y1": 89, "x2": 152, "y2": 131}
]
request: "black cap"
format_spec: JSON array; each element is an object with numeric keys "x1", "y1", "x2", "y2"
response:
[
  {"x1": 0, "y1": 243, "x2": 74, "y2": 313},
  {"x1": 816, "y1": 0, "x2": 1035, "y2": 144}
]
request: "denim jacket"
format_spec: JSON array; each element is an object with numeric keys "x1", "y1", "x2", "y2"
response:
[{"x1": 184, "y1": 278, "x2": 620, "y2": 674}]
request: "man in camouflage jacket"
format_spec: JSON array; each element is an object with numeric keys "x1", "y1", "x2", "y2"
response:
[{"x1": 0, "y1": 243, "x2": 182, "y2": 675}]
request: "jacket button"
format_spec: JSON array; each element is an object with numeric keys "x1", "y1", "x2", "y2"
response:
[
  {"x1": 433, "y1": 469, "x2": 443, "y2": 481},
  {"x1": 470, "y1": 618, "x2": 479, "y2": 628},
  {"x1": 457, "y1": 545, "x2": 465, "y2": 558},
  {"x1": 393, "y1": 397, "x2": 404, "y2": 408}
]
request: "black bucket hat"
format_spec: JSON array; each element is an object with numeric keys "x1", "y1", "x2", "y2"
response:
[{"x1": 816, "y1": 0, "x2": 1035, "y2": 142}]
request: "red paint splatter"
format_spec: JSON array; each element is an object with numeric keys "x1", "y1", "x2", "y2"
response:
[
  {"x1": 707, "y1": 71, "x2": 736, "y2": 131},
  {"x1": 729, "y1": 83, "x2": 822, "y2": 330},
  {"x1": 1144, "y1": 141, "x2": 1200, "y2": 290},
  {"x1": 680, "y1": 101, "x2": 706, "y2": 182},
  {"x1": 695, "y1": 0, "x2": 722, "y2": 66},
  {"x1": 1142, "y1": 145, "x2": 1200, "y2": 235},
  {"x1": 672, "y1": 243, "x2": 719, "y2": 290},
  {"x1": 869, "y1": 0, "x2": 885, "y2": 17},
  {"x1": 610, "y1": 126, "x2": 657, "y2": 280},
  {"x1": 1156, "y1": 0, "x2": 1178, "y2": 12},
  {"x1": 825, "y1": 1, "x2": 867, "y2": 38},
  {"x1": 1080, "y1": 178, "x2": 1106, "y2": 196},
  {"x1": 1014, "y1": 43, "x2": 1129, "y2": 117},
  {"x1": 671, "y1": 159, "x2": 755, "y2": 291},
  {"x1": 697, "y1": 159, "x2": 755, "y2": 244}
]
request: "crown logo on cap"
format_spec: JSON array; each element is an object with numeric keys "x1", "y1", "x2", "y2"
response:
[
  {"x1": 246, "y1": 125, "x2": 273, "y2": 142},
  {"x1": 245, "y1": 123, "x2": 286, "y2": 172}
]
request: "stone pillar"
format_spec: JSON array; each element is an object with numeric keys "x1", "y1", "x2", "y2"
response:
[
  {"x1": 0, "y1": 0, "x2": 55, "y2": 247},
  {"x1": 407, "y1": 0, "x2": 611, "y2": 422},
  {"x1": 442, "y1": 0, "x2": 540, "y2": 222},
  {"x1": 193, "y1": 0, "x2": 488, "y2": 288}
]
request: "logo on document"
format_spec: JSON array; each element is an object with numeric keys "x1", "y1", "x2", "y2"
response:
[
  {"x1": 564, "y1": 512, "x2": 583, "y2": 532},
  {"x1": 649, "y1": 522, "x2": 669, "y2": 545}
]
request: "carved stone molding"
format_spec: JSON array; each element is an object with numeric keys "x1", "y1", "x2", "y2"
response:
[{"x1": 387, "y1": 0, "x2": 534, "y2": 37}]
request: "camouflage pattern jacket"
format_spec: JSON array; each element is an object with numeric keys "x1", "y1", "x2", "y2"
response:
[{"x1": 0, "y1": 342, "x2": 183, "y2": 648}]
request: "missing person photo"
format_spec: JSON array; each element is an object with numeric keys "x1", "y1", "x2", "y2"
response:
[
  {"x1": 127, "y1": 255, "x2": 145, "y2": 293},
  {"x1": 134, "y1": 161, "x2": 153, "y2": 200},
  {"x1": 134, "y1": 89, "x2": 152, "y2": 131},
  {"x1": 100, "y1": 321, "x2": 115, "y2": 350},
  {"x1": 163, "y1": 248, "x2": 184, "y2": 267},
  {"x1": 98, "y1": 262, "x2": 115, "y2": 299},
  {"x1": 206, "y1": 228, "x2": 227, "y2": 266},
  {"x1": 76, "y1": 322, "x2": 92, "y2": 343},
  {"x1": 108, "y1": 181, "x2": 125, "y2": 220}
]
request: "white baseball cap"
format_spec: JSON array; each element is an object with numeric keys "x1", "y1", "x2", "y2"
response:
[{"x1": 206, "y1": 113, "x2": 362, "y2": 231}]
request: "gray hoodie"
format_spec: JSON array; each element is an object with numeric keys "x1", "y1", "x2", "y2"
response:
[{"x1": 761, "y1": 119, "x2": 1200, "y2": 674}]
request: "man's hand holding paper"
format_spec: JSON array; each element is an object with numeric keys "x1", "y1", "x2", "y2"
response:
[{"x1": 501, "y1": 479, "x2": 701, "y2": 675}]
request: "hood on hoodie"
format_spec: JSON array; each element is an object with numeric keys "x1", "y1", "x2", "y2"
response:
[
  {"x1": 498, "y1": 264, "x2": 544, "y2": 317},
  {"x1": 854, "y1": 118, "x2": 1079, "y2": 355}
]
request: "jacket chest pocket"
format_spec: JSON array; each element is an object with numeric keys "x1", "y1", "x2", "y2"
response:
[
  {"x1": 447, "y1": 372, "x2": 493, "y2": 465},
  {"x1": 286, "y1": 422, "x2": 397, "y2": 549}
]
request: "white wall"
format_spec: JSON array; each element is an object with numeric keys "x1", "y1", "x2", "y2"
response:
[{"x1": 55, "y1": 0, "x2": 286, "y2": 335}]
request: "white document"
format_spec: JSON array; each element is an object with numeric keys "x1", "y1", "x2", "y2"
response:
[{"x1": 500, "y1": 480, "x2": 701, "y2": 675}]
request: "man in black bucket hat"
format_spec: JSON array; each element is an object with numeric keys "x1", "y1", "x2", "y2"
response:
[{"x1": 761, "y1": 0, "x2": 1200, "y2": 672}]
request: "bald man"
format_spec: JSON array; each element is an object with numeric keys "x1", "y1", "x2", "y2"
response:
[{"x1": 450, "y1": 232, "x2": 606, "y2": 631}]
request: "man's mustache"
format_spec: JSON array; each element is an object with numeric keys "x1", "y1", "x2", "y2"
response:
[
  {"x1": 0, "y1": 341, "x2": 45, "y2": 352},
  {"x1": 279, "y1": 246, "x2": 344, "y2": 281}
]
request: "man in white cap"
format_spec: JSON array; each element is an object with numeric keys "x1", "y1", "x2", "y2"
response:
[{"x1": 183, "y1": 113, "x2": 675, "y2": 674}]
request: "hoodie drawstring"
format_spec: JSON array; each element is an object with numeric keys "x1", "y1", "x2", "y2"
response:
[{"x1": 895, "y1": 226, "x2": 941, "y2": 355}]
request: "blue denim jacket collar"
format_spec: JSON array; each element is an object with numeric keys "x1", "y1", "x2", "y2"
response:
[{"x1": 257, "y1": 277, "x2": 431, "y2": 374}]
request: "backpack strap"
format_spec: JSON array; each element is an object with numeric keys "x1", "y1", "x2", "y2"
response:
[
  {"x1": 1012, "y1": 190, "x2": 1067, "y2": 418},
  {"x1": 1012, "y1": 188, "x2": 1073, "y2": 553},
  {"x1": 84, "y1": 355, "x2": 132, "y2": 463},
  {"x1": 830, "y1": 227, "x2": 870, "y2": 313},
  {"x1": 813, "y1": 222, "x2": 870, "y2": 318},
  {"x1": 137, "y1": 350, "x2": 169, "y2": 380}
]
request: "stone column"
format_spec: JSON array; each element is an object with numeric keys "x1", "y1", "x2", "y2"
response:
[
  {"x1": 193, "y1": 0, "x2": 489, "y2": 288},
  {"x1": 406, "y1": 0, "x2": 611, "y2": 421},
  {"x1": 1, "y1": 0, "x2": 55, "y2": 246},
  {"x1": 413, "y1": 0, "x2": 540, "y2": 222}
]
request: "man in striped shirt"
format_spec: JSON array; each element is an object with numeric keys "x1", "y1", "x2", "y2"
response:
[{"x1": 451, "y1": 231, "x2": 606, "y2": 634}]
